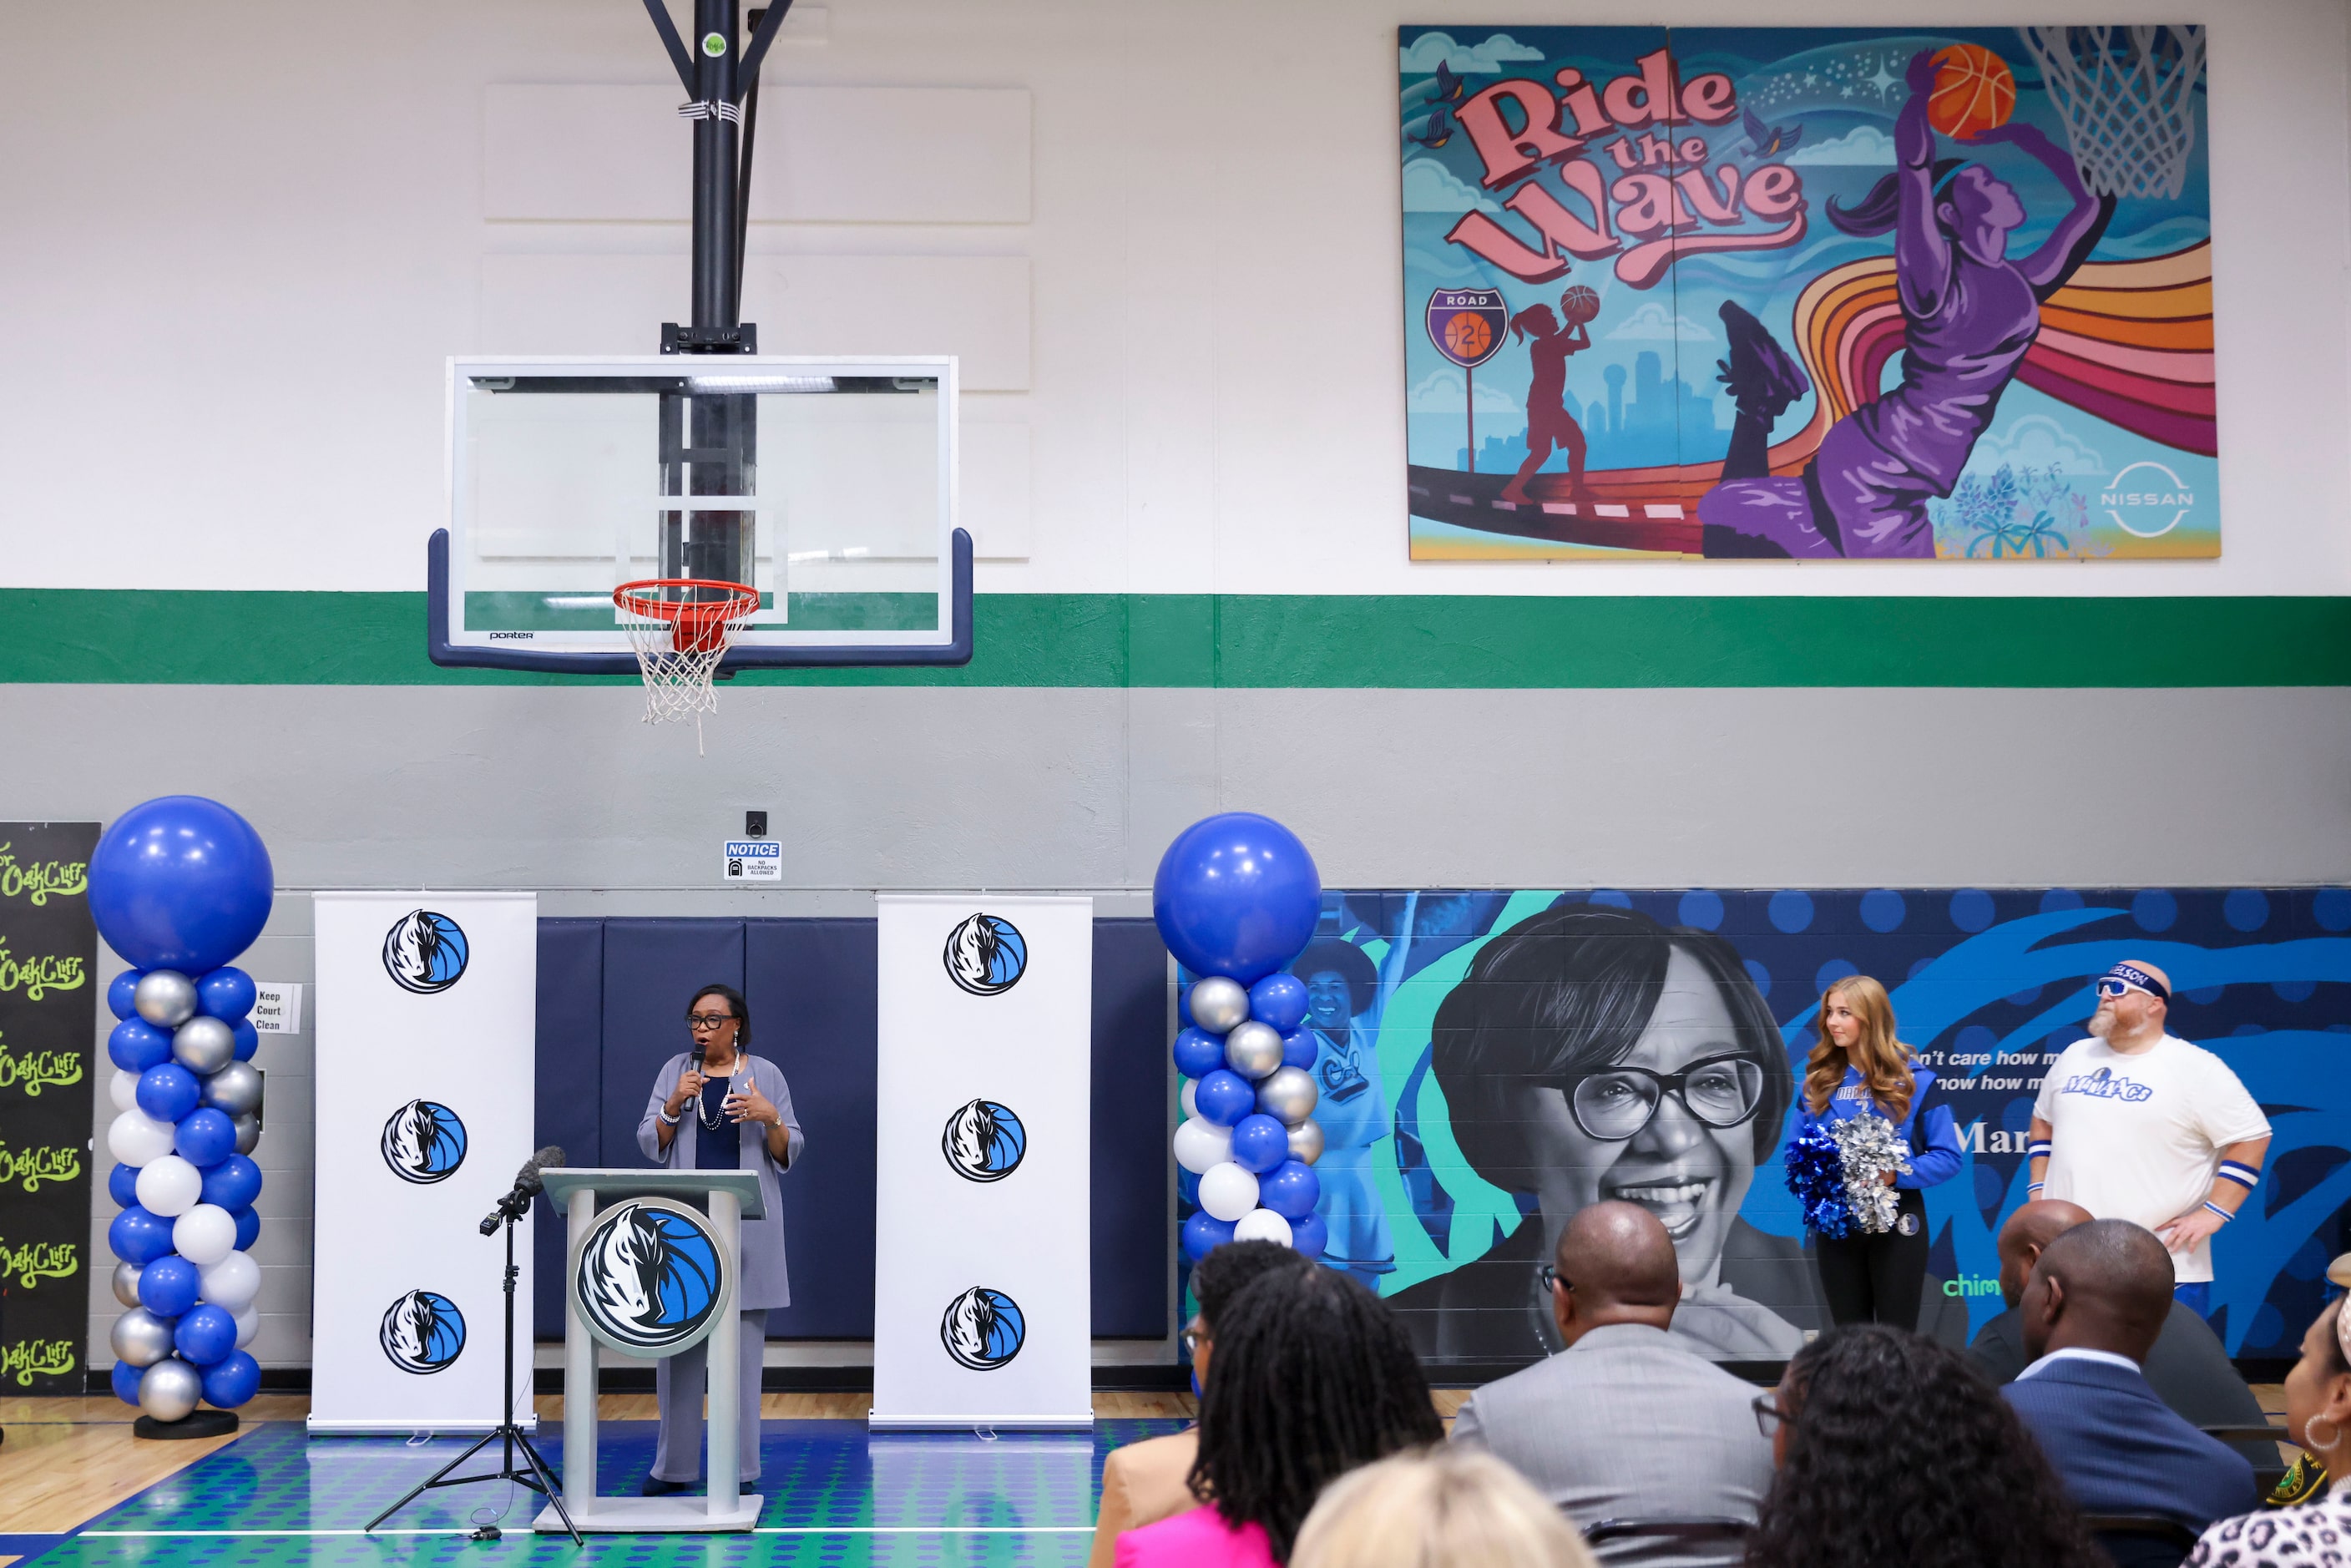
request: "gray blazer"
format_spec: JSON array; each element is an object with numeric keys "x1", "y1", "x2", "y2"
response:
[
  {"x1": 1451, "y1": 1322, "x2": 1774, "y2": 1567},
  {"x1": 635, "y1": 1050, "x2": 806, "y2": 1312}
]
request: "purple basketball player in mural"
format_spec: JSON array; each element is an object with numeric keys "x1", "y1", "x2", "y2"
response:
[{"x1": 1700, "y1": 48, "x2": 2112, "y2": 559}]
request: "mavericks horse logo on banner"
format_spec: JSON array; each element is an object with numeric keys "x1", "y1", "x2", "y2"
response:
[
  {"x1": 379, "y1": 1288, "x2": 466, "y2": 1373},
  {"x1": 939, "y1": 1286, "x2": 1024, "y2": 1370},
  {"x1": 379, "y1": 1099, "x2": 468, "y2": 1184},
  {"x1": 941, "y1": 1099, "x2": 1027, "y2": 1183},
  {"x1": 573, "y1": 1199, "x2": 727, "y2": 1356},
  {"x1": 943, "y1": 913, "x2": 1027, "y2": 996},
  {"x1": 382, "y1": 909, "x2": 468, "y2": 994}
]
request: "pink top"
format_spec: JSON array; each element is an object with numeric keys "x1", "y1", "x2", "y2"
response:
[{"x1": 1113, "y1": 1503, "x2": 1277, "y2": 1568}]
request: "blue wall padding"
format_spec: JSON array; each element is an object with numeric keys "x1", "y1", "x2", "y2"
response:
[
  {"x1": 1092, "y1": 918, "x2": 1175, "y2": 1338},
  {"x1": 532, "y1": 918, "x2": 606, "y2": 1337}
]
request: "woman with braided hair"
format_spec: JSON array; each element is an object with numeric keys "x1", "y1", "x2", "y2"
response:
[{"x1": 1115, "y1": 1266, "x2": 1443, "y2": 1566}]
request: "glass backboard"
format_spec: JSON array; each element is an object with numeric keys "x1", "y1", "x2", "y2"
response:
[{"x1": 429, "y1": 356, "x2": 967, "y2": 670}]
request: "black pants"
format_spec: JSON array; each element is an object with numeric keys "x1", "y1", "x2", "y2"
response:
[{"x1": 1816, "y1": 1188, "x2": 1929, "y2": 1330}]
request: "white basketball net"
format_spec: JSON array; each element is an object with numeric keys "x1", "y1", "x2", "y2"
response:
[
  {"x1": 2018, "y1": 25, "x2": 2206, "y2": 201},
  {"x1": 615, "y1": 589, "x2": 756, "y2": 754}
]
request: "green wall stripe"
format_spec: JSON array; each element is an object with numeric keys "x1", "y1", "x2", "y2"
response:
[{"x1": 0, "y1": 589, "x2": 2345, "y2": 688}]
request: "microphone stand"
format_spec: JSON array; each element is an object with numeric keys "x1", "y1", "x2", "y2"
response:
[{"x1": 367, "y1": 1190, "x2": 581, "y2": 1545}]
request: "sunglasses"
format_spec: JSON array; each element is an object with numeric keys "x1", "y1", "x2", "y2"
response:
[
  {"x1": 2094, "y1": 978, "x2": 2151, "y2": 1000},
  {"x1": 1537, "y1": 1264, "x2": 1573, "y2": 1297}
]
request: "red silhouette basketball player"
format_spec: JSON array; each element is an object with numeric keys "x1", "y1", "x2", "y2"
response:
[{"x1": 1499, "y1": 289, "x2": 1597, "y2": 506}]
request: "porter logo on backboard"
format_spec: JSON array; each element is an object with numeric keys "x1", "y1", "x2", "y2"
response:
[
  {"x1": 941, "y1": 1099, "x2": 1027, "y2": 1183},
  {"x1": 573, "y1": 1200, "x2": 726, "y2": 1356},
  {"x1": 943, "y1": 913, "x2": 1025, "y2": 996},
  {"x1": 939, "y1": 1286, "x2": 1024, "y2": 1370},
  {"x1": 382, "y1": 910, "x2": 468, "y2": 995},
  {"x1": 379, "y1": 1100, "x2": 468, "y2": 1185},
  {"x1": 379, "y1": 1289, "x2": 466, "y2": 1373}
]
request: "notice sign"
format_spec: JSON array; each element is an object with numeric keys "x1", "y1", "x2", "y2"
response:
[
  {"x1": 723, "y1": 840, "x2": 781, "y2": 883},
  {"x1": 250, "y1": 983, "x2": 306, "y2": 1034}
]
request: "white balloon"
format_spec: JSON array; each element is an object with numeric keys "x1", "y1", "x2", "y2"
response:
[
  {"x1": 198, "y1": 1249, "x2": 260, "y2": 1312},
  {"x1": 134, "y1": 1155, "x2": 203, "y2": 1218},
  {"x1": 1180, "y1": 1080, "x2": 1199, "y2": 1120},
  {"x1": 109, "y1": 1069, "x2": 140, "y2": 1113},
  {"x1": 1173, "y1": 1119, "x2": 1234, "y2": 1176},
  {"x1": 108, "y1": 1109, "x2": 176, "y2": 1167},
  {"x1": 174, "y1": 1204, "x2": 238, "y2": 1267},
  {"x1": 233, "y1": 1305, "x2": 260, "y2": 1349},
  {"x1": 1233, "y1": 1207, "x2": 1294, "y2": 1247},
  {"x1": 1197, "y1": 1161, "x2": 1261, "y2": 1223}
]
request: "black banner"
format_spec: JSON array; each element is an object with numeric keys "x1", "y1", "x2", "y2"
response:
[{"x1": 0, "y1": 823, "x2": 99, "y2": 1392}]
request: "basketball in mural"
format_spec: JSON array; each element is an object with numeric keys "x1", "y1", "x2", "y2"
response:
[
  {"x1": 1928, "y1": 43, "x2": 2016, "y2": 137},
  {"x1": 1560, "y1": 286, "x2": 1600, "y2": 326},
  {"x1": 1440, "y1": 311, "x2": 1493, "y2": 362}
]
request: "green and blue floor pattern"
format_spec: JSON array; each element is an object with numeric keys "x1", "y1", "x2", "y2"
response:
[{"x1": 29, "y1": 1419, "x2": 1187, "y2": 1566}]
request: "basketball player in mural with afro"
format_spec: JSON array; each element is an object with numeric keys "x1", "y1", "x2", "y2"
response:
[
  {"x1": 1498, "y1": 284, "x2": 1601, "y2": 507},
  {"x1": 1701, "y1": 46, "x2": 2112, "y2": 559}
]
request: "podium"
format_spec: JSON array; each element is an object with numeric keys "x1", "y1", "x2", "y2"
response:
[{"x1": 534, "y1": 1169, "x2": 765, "y2": 1533}]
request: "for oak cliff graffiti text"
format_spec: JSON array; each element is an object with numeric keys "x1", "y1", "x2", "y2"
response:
[
  {"x1": 0, "y1": 845, "x2": 87, "y2": 906},
  {"x1": 1443, "y1": 48, "x2": 1807, "y2": 289}
]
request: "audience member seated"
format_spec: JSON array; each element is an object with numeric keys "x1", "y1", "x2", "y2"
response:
[
  {"x1": 1449, "y1": 1201, "x2": 1771, "y2": 1565},
  {"x1": 1115, "y1": 1266, "x2": 1444, "y2": 1567},
  {"x1": 1290, "y1": 1447, "x2": 1596, "y2": 1568},
  {"x1": 1748, "y1": 1323, "x2": 2104, "y2": 1568},
  {"x1": 2188, "y1": 1293, "x2": 2351, "y2": 1561},
  {"x1": 1089, "y1": 1241, "x2": 1314, "y2": 1568},
  {"x1": 2000, "y1": 1220, "x2": 2256, "y2": 1561}
]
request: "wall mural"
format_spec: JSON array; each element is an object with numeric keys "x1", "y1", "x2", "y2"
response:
[
  {"x1": 1178, "y1": 889, "x2": 2351, "y2": 1369},
  {"x1": 1400, "y1": 26, "x2": 2217, "y2": 561}
]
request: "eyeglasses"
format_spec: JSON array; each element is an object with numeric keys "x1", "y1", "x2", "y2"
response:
[
  {"x1": 685, "y1": 1012, "x2": 736, "y2": 1030},
  {"x1": 1752, "y1": 1391, "x2": 1788, "y2": 1438},
  {"x1": 1181, "y1": 1318, "x2": 1203, "y2": 1358},
  {"x1": 1537, "y1": 1265, "x2": 1573, "y2": 1297},
  {"x1": 1570, "y1": 1055, "x2": 1765, "y2": 1142}
]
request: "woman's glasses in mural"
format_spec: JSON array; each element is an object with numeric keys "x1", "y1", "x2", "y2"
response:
[{"x1": 1570, "y1": 1055, "x2": 1765, "y2": 1142}]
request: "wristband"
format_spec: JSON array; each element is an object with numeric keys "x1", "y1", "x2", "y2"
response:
[
  {"x1": 2203, "y1": 1201, "x2": 2233, "y2": 1223},
  {"x1": 2028, "y1": 1182, "x2": 2045, "y2": 1196},
  {"x1": 2028, "y1": 1141, "x2": 2052, "y2": 1160}
]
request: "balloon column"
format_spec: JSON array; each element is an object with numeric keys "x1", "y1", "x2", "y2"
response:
[
  {"x1": 94, "y1": 797, "x2": 274, "y2": 1430},
  {"x1": 1154, "y1": 813, "x2": 1328, "y2": 1262}
]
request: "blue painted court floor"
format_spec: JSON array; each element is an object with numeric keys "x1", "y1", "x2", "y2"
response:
[{"x1": 23, "y1": 1419, "x2": 1188, "y2": 1566}]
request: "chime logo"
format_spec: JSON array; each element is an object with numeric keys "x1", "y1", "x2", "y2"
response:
[
  {"x1": 575, "y1": 1201, "x2": 724, "y2": 1355},
  {"x1": 379, "y1": 1289, "x2": 466, "y2": 1374},
  {"x1": 943, "y1": 913, "x2": 1026, "y2": 996},
  {"x1": 940, "y1": 1287, "x2": 1024, "y2": 1371},
  {"x1": 941, "y1": 1099, "x2": 1027, "y2": 1183},
  {"x1": 380, "y1": 1100, "x2": 468, "y2": 1185},
  {"x1": 382, "y1": 910, "x2": 468, "y2": 995}
]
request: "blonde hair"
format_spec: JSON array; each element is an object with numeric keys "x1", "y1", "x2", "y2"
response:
[
  {"x1": 1289, "y1": 1448, "x2": 1597, "y2": 1568},
  {"x1": 1803, "y1": 973, "x2": 1914, "y2": 1122}
]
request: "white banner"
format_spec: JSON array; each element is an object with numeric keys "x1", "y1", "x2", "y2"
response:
[
  {"x1": 309, "y1": 892, "x2": 538, "y2": 1434},
  {"x1": 872, "y1": 895, "x2": 1093, "y2": 1428}
]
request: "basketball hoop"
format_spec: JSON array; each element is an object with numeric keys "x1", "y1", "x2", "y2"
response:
[
  {"x1": 2018, "y1": 25, "x2": 2206, "y2": 201},
  {"x1": 612, "y1": 579, "x2": 761, "y2": 751}
]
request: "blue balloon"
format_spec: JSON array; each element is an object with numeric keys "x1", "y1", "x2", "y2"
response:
[
  {"x1": 1228, "y1": 1114, "x2": 1290, "y2": 1174},
  {"x1": 109, "y1": 1019, "x2": 171, "y2": 1073},
  {"x1": 109, "y1": 1206, "x2": 176, "y2": 1265},
  {"x1": 174, "y1": 1303, "x2": 239, "y2": 1367},
  {"x1": 108, "y1": 1161, "x2": 141, "y2": 1208},
  {"x1": 87, "y1": 797, "x2": 275, "y2": 974},
  {"x1": 1261, "y1": 1159, "x2": 1322, "y2": 1221},
  {"x1": 1152, "y1": 813, "x2": 1323, "y2": 985},
  {"x1": 110, "y1": 1358, "x2": 146, "y2": 1406},
  {"x1": 1280, "y1": 1029, "x2": 1317, "y2": 1070},
  {"x1": 1247, "y1": 974, "x2": 1310, "y2": 1033},
  {"x1": 200, "y1": 1153, "x2": 262, "y2": 1211},
  {"x1": 1171, "y1": 1027, "x2": 1226, "y2": 1080},
  {"x1": 1177, "y1": 988, "x2": 1195, "y2": 1029},
  {"x1": 231, "y1": 1206, "x2": 260, "y2": 1252},
  {"x1": 1192, "y1": 1070, "x2": 1256, "y2": 1128},
  {"x1": 174, "y1": 1108, "x2": 237, "y2": 1167},
  {"x1": 139, "y1": 1253, "x2": 202, "y2": 1318},
  {"x1": 137, "y1": 1063, "x2": 201, "y2": 1125},
  {"x1": 231, "y1": 1019, "x2": 260, "y2": 1061},
  {"x1": 1289, "y1": 1211, "x2": 1329, "y2": 1258},
  {"x1": 201, "y1": 1350, "x2": 261, "y2": 1409},
  {"x1": 196, "y1": 968, "x2": 257, "y2": 1023},
  {"x1": 108, "y1": 969, "x2": 144, "y2": 1022},
  {"x1": 1181, "y1": 1210, "x2": 1238, "y2": 1262}
]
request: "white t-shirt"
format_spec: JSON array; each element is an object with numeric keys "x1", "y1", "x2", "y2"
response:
[{"x1": 2034, "y1": 1034, "x2": 2270, "y2": 1283}]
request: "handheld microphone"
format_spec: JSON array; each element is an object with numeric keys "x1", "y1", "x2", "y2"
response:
[{"x1": 479, "y1": 1145, "x2": 567, "y2": 1235}]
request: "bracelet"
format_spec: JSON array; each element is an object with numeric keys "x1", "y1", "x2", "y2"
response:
[
  {"x1": 657, "y1": 1108, "x2": 680, "y2": 1127},
  {"x1": 2203, "y1": 1201, "x2": 2233, "y2": 1223}
]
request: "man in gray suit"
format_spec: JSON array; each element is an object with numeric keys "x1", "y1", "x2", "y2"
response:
[{"x1": 1451, "y1": 1201, "x2": 1773, "y2": 1565}]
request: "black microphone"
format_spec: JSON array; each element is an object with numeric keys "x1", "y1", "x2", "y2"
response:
[{"x1": 479, "y1": 1145, "x2": 566, "y2": 1234}]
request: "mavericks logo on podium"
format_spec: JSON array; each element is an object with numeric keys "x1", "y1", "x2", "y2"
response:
[
  {"x1": 574, "y1": 1200, "x2": 727, "y2": 1356},
  {"x1": 380, "y1": 1100, "x2": 468, "y2": 1184},
  {"x1": 380, "y1": 1289, "x2": 466, "y2": 1373},
  {"x1": 382, "y1": 909, "x2": 469, "y2": 994},
  {"x1": 943, "y1": 913, "x2": 1026, "y2": 996},
  {"x1": 941, "y1": 1099, "x2": 1026, "y2": 1183},
  {"x1": 940, "y1": 1286, "x2": 1024, "y2": 1370}
]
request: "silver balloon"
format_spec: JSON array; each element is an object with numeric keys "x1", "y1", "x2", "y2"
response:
[
  {"x1": 109, "y1": 1308, "x2": 175, "y2": 1368},
  {"x1": 134, "y1": 970, "x2": 199, "y2": 1029},
  {"x1": 1189, "y1": 977, "x2": 1250, "y2": 1034},
  {"x1": 1286, "y1": 1118, "x2": 1325, "y2": 1165},
  {"x1": 173, "y1": 1017, "x2": 235, "y2": 1075},
  {"x1": 1222, "y1": 1022, "x2": 1283, "y2": 1080},
  {"x1": 1256, "y1": 1065, "x2": 1319, "y2": 1126},
  {"x1": 111, "y1": 1260, "x2": 144, "y2": 1309},
  {"x1": 232, "y1": 1110, "x2": 261, "y2": 1155},
  {"x1": 202, "y1": 1060, "x2": 264, "y2": 1115},
  {"x1": 138, "y1": 1356, "x2": 203, "y2": 1422}
]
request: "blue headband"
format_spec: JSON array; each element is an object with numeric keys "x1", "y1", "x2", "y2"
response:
[{"x1": 2104, "y1": 962, "x2": 2170, "y2": 1003}]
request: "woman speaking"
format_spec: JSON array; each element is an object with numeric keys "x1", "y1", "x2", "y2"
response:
[
  {"x1": 635, "y1": 984, "x2": 803, "y2": 1496},
  {"x1": 1794, "y1": 976, "x2": 1959, "y2": 1329}
]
